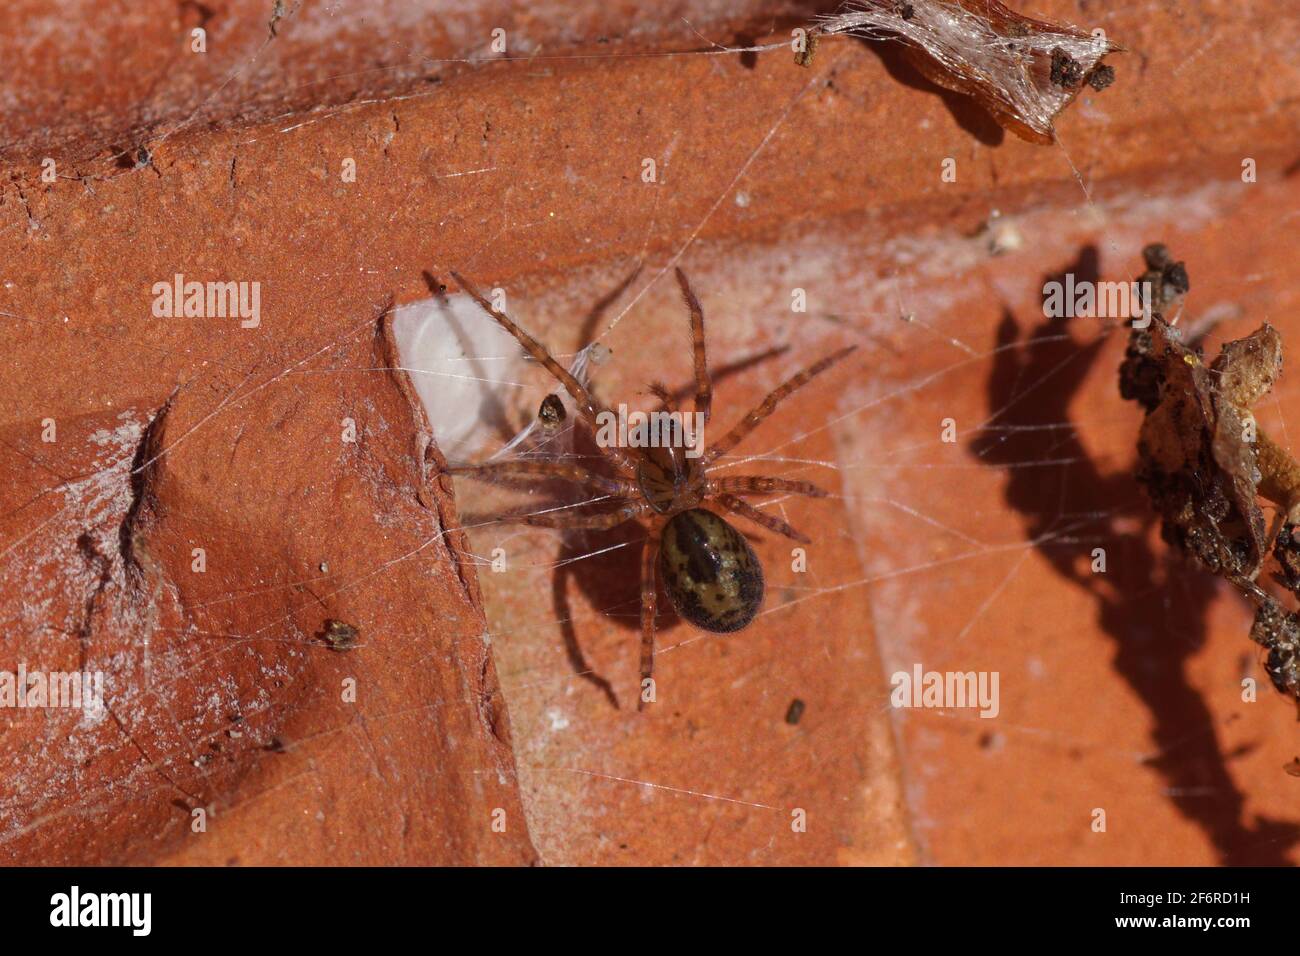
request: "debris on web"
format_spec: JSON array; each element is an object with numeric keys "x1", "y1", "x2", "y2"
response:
[
  {"x1": 814, "y1": 0, "x2": 1119, "y2": 143},
  {"x1": 1119, "y1": 243, "x2": 1300, "y2": 711}
]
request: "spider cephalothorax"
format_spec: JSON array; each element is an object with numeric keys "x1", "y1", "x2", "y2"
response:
[{"x1": 448, "y1": 267, "x2": 855, "y2": 709}]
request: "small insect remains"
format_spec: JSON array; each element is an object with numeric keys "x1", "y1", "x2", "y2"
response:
[
  {"x1": 320, "y1": 619, "x2": 359, "y2": 651},
  {"x1": 447, "y1": 269, "x2": 855, "y2": 709},
  {"x1": 536, "y1": 393, "x2": 566, "y2": 431}
]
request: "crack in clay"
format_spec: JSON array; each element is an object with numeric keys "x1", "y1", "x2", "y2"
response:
[{"x1": 119, "y1": 393, "x2": 175, "y2": 592}]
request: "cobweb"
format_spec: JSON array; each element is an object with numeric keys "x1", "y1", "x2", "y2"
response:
[{"x1": 2, "y1": 0, "x2": 1297, "y2": 867}]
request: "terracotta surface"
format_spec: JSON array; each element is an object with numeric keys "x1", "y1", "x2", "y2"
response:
[{"x1": 1, "y1": 1, "x2": 1298, "y2": 865}]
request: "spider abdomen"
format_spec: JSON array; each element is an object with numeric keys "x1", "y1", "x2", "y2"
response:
[{"x1": 659, "y1": 508, "x2": 764, "y2": 633}]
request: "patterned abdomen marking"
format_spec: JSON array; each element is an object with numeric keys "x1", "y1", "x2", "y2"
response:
[{"x1": 659, "y1": 508, "x2": 764, "y2": 633}]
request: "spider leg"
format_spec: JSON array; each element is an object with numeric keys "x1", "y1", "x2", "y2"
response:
[
  {"x1": 674, "y1": 268, "x2": 712, "y2": 425},
  {"x1": 450, "y1": 270, "x2": 640, "y2": 473},
  {"x1": 509, "y1": 499, "x2": 652, "y2": 531},
  {"x1": 638, "y1": 518, "x2": 664, "y2": 711},
  {"x1": 450, "y1": 460, "x2": 637, "y2": 497},
  {"x1": 707, "y1": 475, "x2": 829, "y2": 498},
  {"x1": 703, "y1": 345, "x2": 857, "y2": 465},
  {"x1": 718, "y1": 493, "x2": 810, "y2": 544}
]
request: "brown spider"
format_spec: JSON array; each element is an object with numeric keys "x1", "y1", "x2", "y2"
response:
[{"x1": 447, "y1": 268, "x2": 856, "y2": 709}]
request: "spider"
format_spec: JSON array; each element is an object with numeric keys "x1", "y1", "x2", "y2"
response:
[{"x1": 447, "y1": 268, "x2": 856, "y2": 709}]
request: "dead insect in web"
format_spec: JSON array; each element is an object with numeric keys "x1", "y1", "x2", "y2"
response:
[
  {"x1": 1049, "y1": 47, "x2": 1085, "y2": 89},
  {"x1": 537, "y1": 393, "x2": 566, "y2": 431},
  {"x1": 320, "y1": 619, "x2": 360, "y2": 651},
  {"x1": 448, "y1": 268, "x2": 855, "y2": 709},
  {"x1": 1086, "y1": 64, "x2": 1116, "y2": 91}
]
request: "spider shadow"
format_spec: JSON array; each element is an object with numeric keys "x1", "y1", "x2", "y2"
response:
[
  {"x1": 858, "y1": 38, "x2": 1005, "y2": 147},
  {"x1": 576, "y1": 264, "x2": 643, "y2": 351},
  {"x1": 972, "y1": 245, "x2": 1299, "y2": 864}
]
